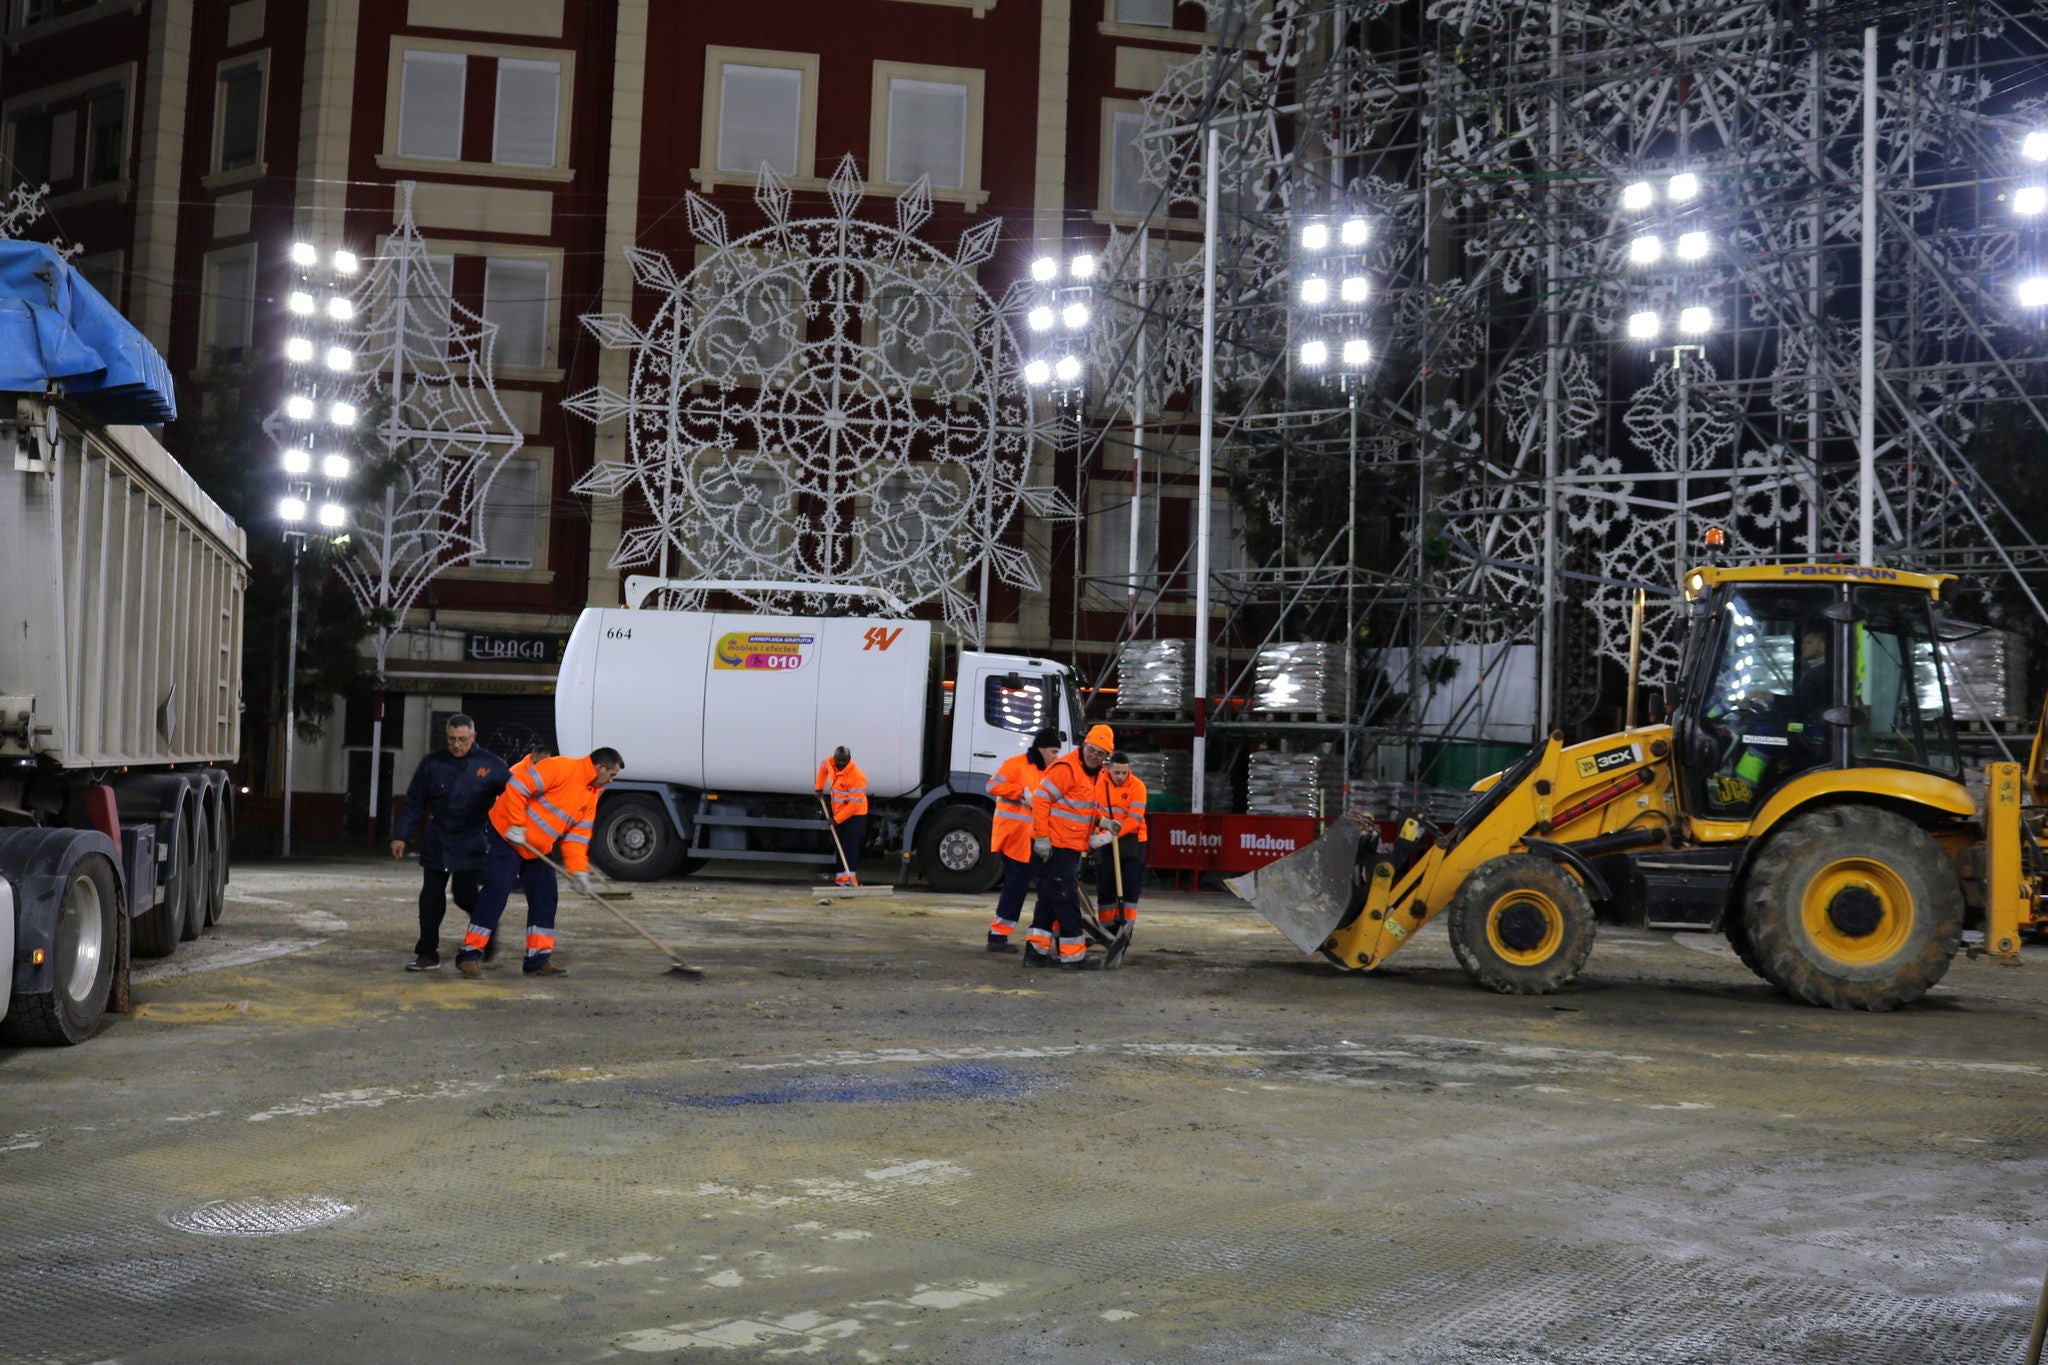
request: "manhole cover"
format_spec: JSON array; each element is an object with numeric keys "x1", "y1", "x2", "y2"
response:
[{"x1": 161, "y1": 1195, "x2": 358, "y2": 1237}]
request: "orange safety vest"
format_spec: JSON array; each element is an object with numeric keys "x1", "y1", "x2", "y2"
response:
[
  {"x1": 1032, "y1": 750, "x2": 1105, "y2": 852},
  {"x1": 816, "y1": 757, "x2": 869, "y2": 822},
  {"x1": 984, "y1": 750, "x2": 1040, "y2": 861},
  {"x1": 491, "y1": 754, "x2": 600, "y2": 873},
  {"x1": 1100, "y1": 772, "x2": 1149, "y2": 843}
]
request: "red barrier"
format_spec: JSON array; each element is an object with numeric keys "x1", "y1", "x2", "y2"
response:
[{"x1": 1147, "y1": 815, "x2": 1325, "y2": 876}]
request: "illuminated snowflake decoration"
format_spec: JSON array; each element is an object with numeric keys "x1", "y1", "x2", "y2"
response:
[
  {"x1": 566, "y1": 156, "x2": 1068, "y2": 637},
  {"x1": 333, "y1": 183, "x2": 524, "y2": 660}
]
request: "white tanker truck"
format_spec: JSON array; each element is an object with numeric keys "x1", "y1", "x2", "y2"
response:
[{"x1": 554, "y1": 599, "x2": 1084, "y2": 891}]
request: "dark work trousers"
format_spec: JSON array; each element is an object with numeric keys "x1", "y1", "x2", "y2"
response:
[
  {"x1": 992, "y1": 852, "x2": 1039, "y2": 935},
  {"x1": 1028, "y1": 847, "x2": 1088, "y2": 961},
  {"x1": 413, "y1": 866, "x2": 480, "y2": 959},
  {"x1": 1094, "y1": 836, "x2": 1146, "y2": 918},
  {"x1": 458, "y1": 827, "x2": 561, "y2": 972},
  {"x1": 833, "y1": 814, "x2": 867, "y2": 878}
]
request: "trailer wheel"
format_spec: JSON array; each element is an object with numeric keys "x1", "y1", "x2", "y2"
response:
[
  {"x1": 919, "y1": 806, "x2": 1001, "y2": 894},
  {"x1": 179, "y1": 797, "x2": 211, "y2": 942},
  {"x1": 592, "y1": 796, "x2": 683, "y2": 881},
  {"x1": 1446, "y1": 854, "x2": 1596, "y2": 995},
  {"x1": 1742, "y1": 806, "x2": 1962, "y2": 1011},
  {"x1": 204, "y1": 792, "x2": 229, "y2": 926},
  {"x1": 0, "y1": 852, "x2": 119, "y2": 1046},
  {"x1": 131, "y1": 804, "x2": 185, "y2": 958}
]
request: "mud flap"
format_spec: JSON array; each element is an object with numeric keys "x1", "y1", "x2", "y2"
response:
[{"x1": 1225, "y1": 817, "x2": 1371, "y2": 954}]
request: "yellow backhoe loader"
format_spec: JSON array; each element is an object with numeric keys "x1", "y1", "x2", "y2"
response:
[{"x1": 1230, "y1": 563, "x2": 2047, "y2": 1010}]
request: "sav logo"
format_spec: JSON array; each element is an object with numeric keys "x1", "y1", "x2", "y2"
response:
[
  {"x1": 713, "y1": 632, "x2": 813, "y2": 671},
  {"x1": 862, "y1": 626, "x2": 904, "y2": 652},
  {"x1": 1574, "y1": 742, "x2": 1641, "y2": 780}
]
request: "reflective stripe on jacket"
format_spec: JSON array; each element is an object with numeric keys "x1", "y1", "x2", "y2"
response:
[
  {"x1": 1032, "y1": 750, "x2": 1104, "y2": 852},
  {"x1": 985, "y1": 750, "x2": 1040, "y2": 861},
  {"x1": 490, "y1": 754, "x2": 600, "y2": 873},
  {"x1": 816, "y1": 757, "x2": 870, "y2": 822},
  {"x1": 1100, "y1": 772, "x2": 1149, "y2": 843}
]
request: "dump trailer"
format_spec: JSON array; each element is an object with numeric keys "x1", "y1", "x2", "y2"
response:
[
  {"x1": 555, "y1": 603, "x2": 1084, "y2": 890},
  {"x1": 0, "y1": 242, "x2": 247, "y2": 1046},
  {"x1": 1233, "y1": 564, "x2": 2048, "y2": 1010}
]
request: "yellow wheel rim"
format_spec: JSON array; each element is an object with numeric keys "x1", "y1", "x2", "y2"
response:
[
  {"x1": 1799, "y1": 857, "x2": 1912, "y2": 964},
  {"x1": 1486, "y1": 889, "x2": 1564, "y2": 966}
]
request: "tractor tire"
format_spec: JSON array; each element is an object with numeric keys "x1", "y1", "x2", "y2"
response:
[
  {"x1": 1722, "y1": 906, "x2": 1774, "y2": 986},
  {"x1": 592, "y1": 796, "x2": 684, "y2": 882},
  {"x1": 1446, "y1": 854, "x2": 1596, "y2": 995},
  {"x1": 0, "y1": 851, "x2": 120, "y2": 1046},
  {"x1": 919, "y1": 806, "x2": 1002, "y2": 893},
  {"x1": 1742, "y1": 806, "x2": 1962, "y2": 1011}
]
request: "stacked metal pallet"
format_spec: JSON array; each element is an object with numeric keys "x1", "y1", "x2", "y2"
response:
[
  {"x1": 1941, "y1": 629, "x2": 2027, "y2": 723},
  {"x1": 1115, "y1": 638, "x2": 1192, "y2": 713},
  {"x1": 1246, "y1": 750, "x2": 1342, "y2": 817},
  {"x1": 1253, "y1": 642, "x2": 1344, "y2": 715}
]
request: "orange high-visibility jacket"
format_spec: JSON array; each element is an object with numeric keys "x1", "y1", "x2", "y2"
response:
[
  {"x1": 984, "y1": 750, "x2": 1041, "y2": 861},
  {"x1": 1099, "y1": 771, "x2": 1149, "y2": 843},
  {"x1": 491, "y1": 754, "x2": 600, "y2": 873},
  {"x1": 816, "y1": 757, "x2": 869, "y2": 822},
  {"x1": 1032, "y1": 749, "x2": 1104, "y2": 852}
]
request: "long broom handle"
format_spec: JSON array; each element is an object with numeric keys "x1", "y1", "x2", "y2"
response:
[
  {"x1": 533, "y1": 845, "x2": 691, "y2": 964},
  {"x1": 818, "y1": 793, "x2": 855, "y2": 875}
]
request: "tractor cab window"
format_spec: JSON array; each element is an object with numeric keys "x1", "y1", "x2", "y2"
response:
[
  {"x1": 1851, "y1": 587, "x2": 1960, "y2": 777},
  {"x1": 1692, "y1": 586, "x2": 1835, "y2": 819}
]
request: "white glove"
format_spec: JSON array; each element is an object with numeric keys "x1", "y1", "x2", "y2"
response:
[
  {"x1": 570, "y1": 871, "x2": 592, "y2": 893},
  {"x1": 1031, "y1": 837, "x2": 1051, "y2": 860},
  {"x1": 504, "y1": 825, "x2": 527, "y2": 847},
  {"x1": 1088, "y1": 830, "x2": 1114, "y2": 850}
]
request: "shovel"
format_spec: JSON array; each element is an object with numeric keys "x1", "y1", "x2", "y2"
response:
[
  {"x1": 533, "y1": 845, "x2": 704, "y2": 978},
  {"x1": 1103, "y1": 831, "x2": 1133, "y2": 970}
]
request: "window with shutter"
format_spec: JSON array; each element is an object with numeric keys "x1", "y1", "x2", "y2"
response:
[
  {"x1": 217, "y1": 61, "x2": 264, "y2": 172},
  {"x1": 1088, "y1": 486, "x2": 1159, "y2": 583},
  {"x1": 884, "y1": 78, "x2": 967, "y2": 188},
  {"x1": 493, "y1": 58, "x2": 559, "y2": 168},
  {"x1": 397, "y1": 50, "x2": 465, "y2": 161},
  {"x1": 202, "y1": 247, "x2": 257, "y2": 358},
  {"x1": 717, "y1": 64, "x2": 802, "y2": 175},
  {"x1": 483, "y1": 258, "x2": 550, "y2": 369},
  {"x1": 8, "y1": 110, "x2": 49, "y2": 189},
  {"x1": 1114, "y1": 0, "x2": 1173, "y2": 25},
  {"x1": 1108, "y1": 108, "x2": 1149, "y2": 215},
  {"x1": 474, "y1": 459, "x2": 540, "y2": 569},
  {"x1": 47, "y1": 110, "x2": 74, "y2": 182},
  {"x1": 84, "y1": 89, "x2": 123, "y2": 186},
  {"x1": 875, "y1": 282, "x2": 971, "y2": 388}
]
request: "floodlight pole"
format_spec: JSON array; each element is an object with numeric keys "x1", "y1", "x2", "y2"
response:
[
  {"x1": 1191, "y1": 125, "x2": 1219, "y2": 815},
  {"x1": 1858, "y1": 23, "x2": 1878, "y2": 566},
  {"x1": 281, "y1": 538, "x2": 302, "y2": 857}
]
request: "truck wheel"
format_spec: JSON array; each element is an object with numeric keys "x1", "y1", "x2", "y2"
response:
[
  {"x1": 0, "y1": 852, "x2": 119, "y2": 1046},
  {"x1": 919, "y1": 806, "x2": 1000, "y2": 893},
  {"x1": 593, "y1": 797, "x2": 683, "y2": 881},
  {"x1": 1742, "y1": 806, "x2": 1962, "y2": 1011},
  {"x1": 204, "y1": 794, "x2": 229, "y2": 927},
  {"x1": 132, "y1": 804, "x2": 185, "y2": 958},
  {"x1": 180, "y1": 798, "x2": 211, "y2": 941},
  {"x1": 1445, "y1": 854, "x2": 1596, "y2": 995},
  {"x1": 1722, "y1": 909, "x2": 1775, "y2": 986}
]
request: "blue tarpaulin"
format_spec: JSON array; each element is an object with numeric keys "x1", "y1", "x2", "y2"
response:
[{"x1": 0, "y1": 240, "x2": 176, "y2": 425}]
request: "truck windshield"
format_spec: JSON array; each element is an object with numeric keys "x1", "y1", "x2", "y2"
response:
[{"x1": 1852, "y1": 587, "x2": 1960, "y2": 777}]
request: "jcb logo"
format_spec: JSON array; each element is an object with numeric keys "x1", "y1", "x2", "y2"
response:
[{"x1": 862, "y1": 627, "x2": 904, "y2": 652}]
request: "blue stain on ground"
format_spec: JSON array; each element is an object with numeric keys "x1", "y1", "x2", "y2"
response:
[{"x1": 641, "y1": 1063, "x2": 1037, "y2": 1108}]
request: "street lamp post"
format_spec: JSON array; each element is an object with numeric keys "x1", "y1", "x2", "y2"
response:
[{"x1": 276, "y1": 238, "x2": 361, "y2": 856}]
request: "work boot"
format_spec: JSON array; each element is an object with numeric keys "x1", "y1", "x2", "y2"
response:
[
  {"x1": 1020, "y1": 945, "x2": 1054, "y2": 968},
  {"x1": 458, "y1": 959, "x2": 484, "y2": 979},
  {"x1": 986, "y1": 934, "x2": 1019, "y2": 953},
  {"x1": 404, "y1": 953, "x2": 440, "y2": 972},
  {"x1": 481, "y1": 935, "x2": 499, "y2": 963},
  {"x1": 1059, "y1": 955, "x2": 1100, "y2": 972},
  {"x1": 525, "y1": 964, "x2": 569, "y2": 978}
]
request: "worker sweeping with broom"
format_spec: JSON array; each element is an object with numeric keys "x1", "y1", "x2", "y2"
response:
[
  {"x1": 1094, "y1": 750, "x2": 1147, "y2": 968},
  {"x1": 815, "y1": 746, "x2": 869, "y2": 886},
  {"x1": 456, "y1": 746, "x2": 624, "y2": 979}
]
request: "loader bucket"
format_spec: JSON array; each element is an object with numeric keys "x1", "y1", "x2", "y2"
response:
[{"x1": 1225, "y1": 817, "x2": 1370, "y2": 954}]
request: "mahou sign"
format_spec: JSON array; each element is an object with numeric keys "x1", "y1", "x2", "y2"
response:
[{"x1": 1146, "y1": 815, "x2": 1326, "y2": 874}]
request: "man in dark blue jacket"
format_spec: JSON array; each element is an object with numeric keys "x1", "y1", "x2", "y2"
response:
[{"x1": 391, "y1": 714, "x2": 510, "y2": 971}]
